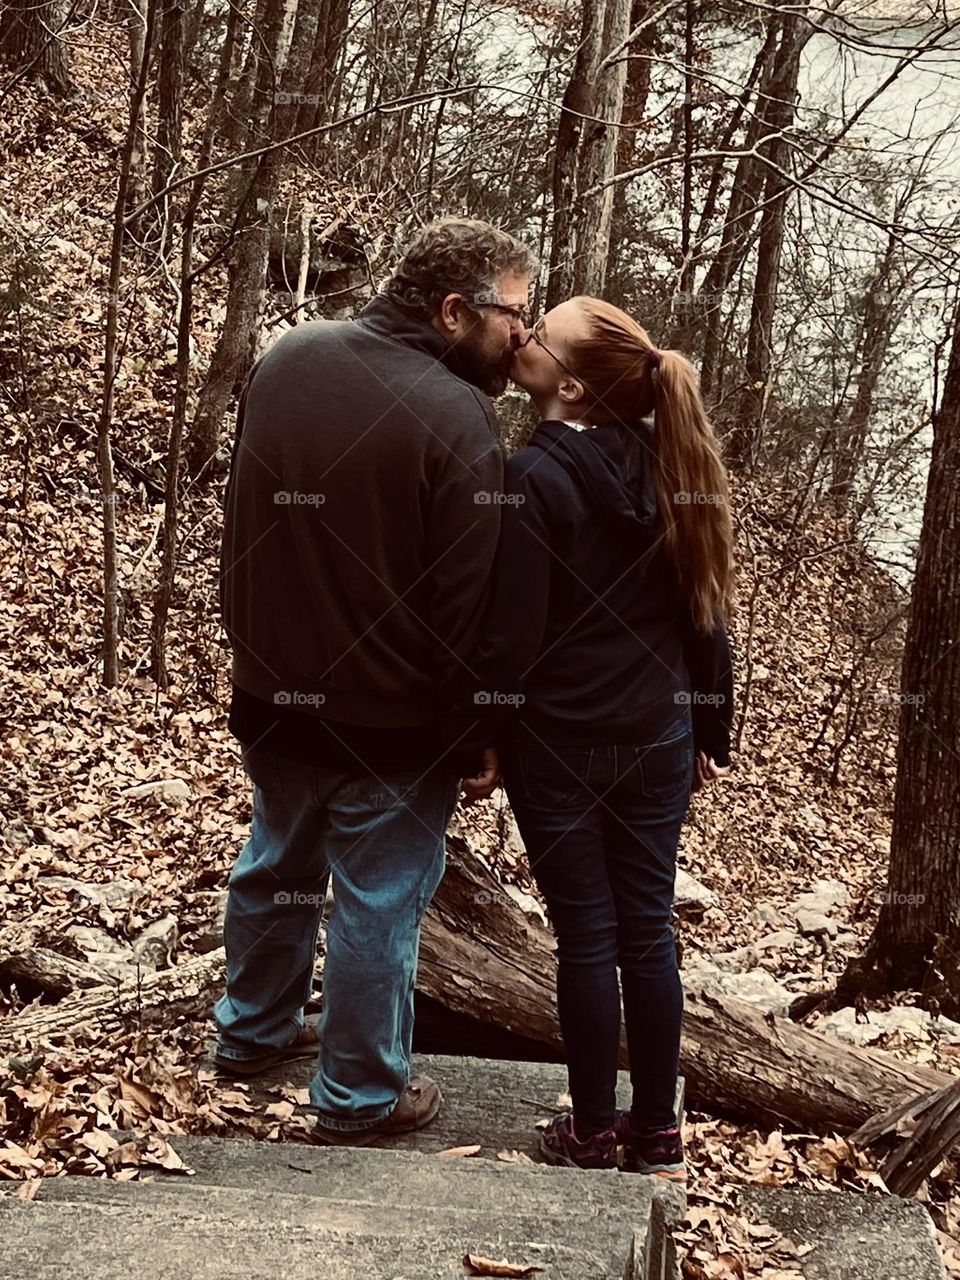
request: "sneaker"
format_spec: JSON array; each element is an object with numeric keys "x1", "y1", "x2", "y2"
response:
[
  {"x1": 212, "y1": 1024, "x2": 320, "y2": 1077},
  {"x1": 312, "y1": 1075, "x2": 442, "y2": 1147},
  {"x1": 617, "y1": 1111, "x2": 686, "y2": 1180},
  {"x1": 538, "y1": 1111, "x2": 618, "y2": 1170}
]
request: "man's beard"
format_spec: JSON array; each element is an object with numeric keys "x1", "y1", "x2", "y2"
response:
[{"x1": 441, "y1": 330, "x2": 514, "y2": 396}]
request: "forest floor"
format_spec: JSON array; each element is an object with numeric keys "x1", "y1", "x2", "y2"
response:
[{"x1": 1, "y1": 46, "x2": 959, "y2": 1280}]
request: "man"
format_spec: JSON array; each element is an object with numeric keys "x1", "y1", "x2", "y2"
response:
[{"x1": 213, "y1": 218, "x2": 537, "y2": 1146}]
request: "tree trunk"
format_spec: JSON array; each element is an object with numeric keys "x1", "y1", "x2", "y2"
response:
[
  {"x1": 697, "y1": 16, "x2": 788, "y2": 400},
  {"x1": 607, "y1": 0, "x2": 653, "y2": 304},
  {"x1": 0, "y1": 0, "x2": 73, "y2": 94},
  {"x1": 836, "y1": 299, "x2": 960, "y2": 1019},
  {"x1": 186, "y1": 0, "x2": 286, "y2": 480},
  {"x1": 152, "y1": 0, "x2": 185, "y2": 250},
  {"x1": 727, "y1": 10, "x2": 809, "y2": 470},
  {"x1": 545, "y1": 0, "x2": 604, "y2": 310},
  {"x1": 569, "y1": 0, "x2": 632, "y2": 298}
]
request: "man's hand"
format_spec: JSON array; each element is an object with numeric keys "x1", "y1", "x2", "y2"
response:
[
  {"x1": 458, "y1": 747, "x2": 502, "y2": 805},
  {"x1": 691, "y1": 750, "x2": 730, "y2": 792}
]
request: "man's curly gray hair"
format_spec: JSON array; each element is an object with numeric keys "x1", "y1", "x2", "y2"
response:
[{"x1": 384, "y1": 217, "x2": 539, "y2": 320}]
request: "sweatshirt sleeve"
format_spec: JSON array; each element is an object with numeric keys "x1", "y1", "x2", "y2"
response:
[
  {"x1": 441, "y1": 452, "x2": 554, "y2": 766},
  {"x1": 680, "y1": 606, "x2": 735, "y2": 767}
]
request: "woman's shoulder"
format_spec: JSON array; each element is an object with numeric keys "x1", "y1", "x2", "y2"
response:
[{"x1": 504, "y1": 441, "x2": 569, "y2": 491}]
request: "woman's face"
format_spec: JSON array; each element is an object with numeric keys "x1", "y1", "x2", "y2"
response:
[{"x1": 510, "y1": 299, "x2": 590, "y2": 399}]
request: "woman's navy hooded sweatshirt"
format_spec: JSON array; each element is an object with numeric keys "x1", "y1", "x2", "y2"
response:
[{"x1": 457, "y1": 419, "x2": 734, "y2": 766}]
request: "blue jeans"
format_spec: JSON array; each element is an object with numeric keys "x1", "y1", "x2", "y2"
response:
[
  {"x1": 213, "y1": 743, "x2": 458, "y2": 1134},
  {"x1": 502, "y1": 713, "x2": 693, "y2": 1137}
]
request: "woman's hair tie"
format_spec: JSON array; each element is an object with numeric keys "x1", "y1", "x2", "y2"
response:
[{"x1": 648, "y1": 346, "x2": 663, "y2": 368}]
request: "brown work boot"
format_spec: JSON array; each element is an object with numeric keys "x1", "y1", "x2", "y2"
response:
[{"x1": 312, "y1": 1075, "x2": 442, "y2": 1147}]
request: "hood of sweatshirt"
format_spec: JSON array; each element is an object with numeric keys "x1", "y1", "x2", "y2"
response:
[{"x1": 527, "y1": 419, "x2": 659, "y2": 528}]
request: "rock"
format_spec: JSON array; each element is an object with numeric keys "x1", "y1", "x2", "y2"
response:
[
  {"x1": 795, "y1": 909, "x2": 839, "y2": 938},
  {"x1": 187, "y1": 891, "x2": 229, "y2": 955},
  {"x1": 36, "y1": 876, "x2": 141, "y2": 907},
  {"x1": 682, "y1": 955, "x2": 794, "y2": 1016},
  {"x1": 132, "y1": 915, "x2": 179, "y2": 970},
  {"x1": 121, "y1": 778, "x2": 190, "y2": 802},
  {"x1": 503, "y1": 884, "x2": 548, "y2": 926},
  {"x1": 710, "y1": 945, "x2": 760, "y2": 973},
  {"x1": 820, "y1": 1005, "x2": 960, "y2": 1048},
  {"x1": 752, "y1": 903, "x2": 786, "y2": 928},
  {"x1": 791, "y1": 878, "x2": 850, "y2": 915},
  {"x1": 63, "y1": 925, "x2": 137, "y2": 982},
  {"x1": 756, "y1": 929, "x2": 799, "y2": 951},
  {"x1": 674, "y1": 868, "x2": 718, "y2": 908}
]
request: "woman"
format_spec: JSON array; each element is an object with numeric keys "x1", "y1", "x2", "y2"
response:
[{"x1": 472, "y1": 296, "x2": 735, "y2": 1175}]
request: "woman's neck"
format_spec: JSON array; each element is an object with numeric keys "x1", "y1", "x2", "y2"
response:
[{"x1": 533, "y1": 393, "x2": 591, "y2": 424}]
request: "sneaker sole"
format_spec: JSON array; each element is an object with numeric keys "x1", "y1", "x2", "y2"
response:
[{"x1": 537, "y1": 1134, "x2": 618, "y2": 1171}]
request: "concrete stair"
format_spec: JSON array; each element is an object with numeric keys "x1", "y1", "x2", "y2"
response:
[
  {"x1": 1, "y1": 1054, "x2": 685, "y2": 1280},
  {"x1": 1, "y1": 1051, "x2": 948, "y2": 1279},
  {"x1": 739, "y1": 1184, "x2": 947, "y2": 1280}
]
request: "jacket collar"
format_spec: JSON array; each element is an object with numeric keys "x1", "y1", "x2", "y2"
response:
[
  {"x1": 356, "y1": 292, "x2": 490, "y2": 390},
  {"x1": 355, "y1": 292, "x2": 450, "y2": 361}
]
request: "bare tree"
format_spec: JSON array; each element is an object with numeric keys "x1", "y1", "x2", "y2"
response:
[
  {"x1": 0, "y1": 0, "x2": 73, "y2": 94},
  {"x1": 835, "y1": 298, "x2": 960, "y2": 1018}
]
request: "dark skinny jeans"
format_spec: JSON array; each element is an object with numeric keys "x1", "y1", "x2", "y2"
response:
[{"x1": 502, "y1": 713, "x2": 692, "y2": 1138}]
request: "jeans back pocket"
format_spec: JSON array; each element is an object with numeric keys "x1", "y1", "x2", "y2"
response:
[
  {"x1": 633, "y1": 732, "x2": 693, "y2": 802},
  {"x1": 516, "y1": 742, "x2": 593, "y2": 808}
]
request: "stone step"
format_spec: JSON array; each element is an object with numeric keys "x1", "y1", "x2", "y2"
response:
[
  {"x1": 100, "y1": 1134, "x2": 684, "y2": 1223},
  {"x1": 214, "y1": 1048, "x2": 685, "y2": 1164},
  {"x1": 17, "y1": 1176, "x2": 659, "y2": 1280},
  {"x1": 739, "y1": 1185, "x2": 947, "y2": 1280}
]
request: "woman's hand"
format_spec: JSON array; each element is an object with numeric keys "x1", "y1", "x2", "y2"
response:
[
  {"x1": 458, "y1": 747, "x2": 502, "y2": 805},
  {"x1": 692, "y1": 750, "x2": 730, "y2": 792}
]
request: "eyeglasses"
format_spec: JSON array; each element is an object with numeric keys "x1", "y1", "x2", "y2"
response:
[
  {"x1": 523, "y1": 316, "x2": 584, "y2": 385},
  {"x1": 465, "y1": 299, "x2": 532, "y2": 327}
]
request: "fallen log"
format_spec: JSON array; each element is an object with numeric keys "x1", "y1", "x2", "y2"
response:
[
  {"x1": 417, "y1": 838, "x2": 953, "y2": 1138},
  {"x1": 0, "y1": 946, "x2": 113, "y2": 1001},
  {"x1": 0, "y1": 949, "x2": 226, "y2": 1046},
  {"x1": 2, "y1": 839, "x2": 952, "y2": 1148}
]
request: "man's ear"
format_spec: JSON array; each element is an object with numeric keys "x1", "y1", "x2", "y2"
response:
[{"x1": 437, "y1": 292, "x2": 465, "y2": 335}]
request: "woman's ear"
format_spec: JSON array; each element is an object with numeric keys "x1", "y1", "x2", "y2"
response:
[{"x1": 557, "y1": 375, "x2": 586, "y2": 406}]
